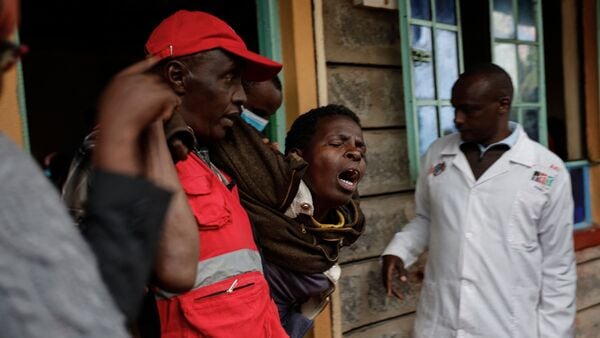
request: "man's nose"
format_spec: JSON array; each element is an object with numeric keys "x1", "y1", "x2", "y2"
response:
[
  {"x1": 232, "y1": 81, "x2": 246, "y2": 106},
  {"x1": 454, "y1": 110, "x2": 464, "y2": 126}
]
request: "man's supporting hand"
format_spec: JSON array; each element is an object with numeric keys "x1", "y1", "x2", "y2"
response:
[{"x1": 382, "y1": 254, "x2": 409, "y2": 300}]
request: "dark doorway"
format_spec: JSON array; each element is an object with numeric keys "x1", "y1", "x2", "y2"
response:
[{"x1": 20, "y1": 0, "x2": 259, "y2": 165}]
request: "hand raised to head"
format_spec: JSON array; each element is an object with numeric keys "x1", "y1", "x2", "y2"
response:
[
  {"x1": 97, "y1": 57, "x2": 179, "y2": 135},
  {"x1": 95, "y1": 57, "x2": 180, "y2": 176}
]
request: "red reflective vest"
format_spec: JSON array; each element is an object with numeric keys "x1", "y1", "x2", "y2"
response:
[{"x1": 156, "y1": 153, "x2": 287, "y2": 338}]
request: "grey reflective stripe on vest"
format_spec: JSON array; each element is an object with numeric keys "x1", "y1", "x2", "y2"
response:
[{"x1": 156, "y1": 248, "x2": 263, "y2": 299}]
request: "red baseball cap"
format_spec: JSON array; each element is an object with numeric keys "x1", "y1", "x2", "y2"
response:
[{"x1": 145, "y1": 10, "x2": 282, "y2": 82}]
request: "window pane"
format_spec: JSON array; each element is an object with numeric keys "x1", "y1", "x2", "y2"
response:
[
  {"x1": 411, "y1": 0, "x2": 431, "y2": 20},
  {"x1": 509, "y1": 107, "x2": 519, "y2": 123},
  {"x1": 439, "y1": 106, "x2": 457, "y2": 136},
  {"x1": 494, "y1": 43, "x2": 518, "y2": 100},
  {"x1": 517, "y1": 0, "x2": 536, "y2": 41},
  {"x1": 569, "y1": 167, "x2": 586, "y2": 224},
  {"x1": 435, "y1": 29, "x2": 459, "y2": 100},
  {"x1": 418, "y1": 106, "x2": 439, "y2": 155},
  {"x1": 493, "y1": 0, "x2": 515, "y2": 39},
  {"x1": 411, "y1": 25, "x2": 435, "y2": 99},
  {"x1": 436, "y1": 0, "x2": 456, "y2": 25},
  {"x1": 517, "y1": 44, "x2": 539, "y2": 102},
  {"x1": 523, "y1": 108, "x2": 539, "y2": 141}
]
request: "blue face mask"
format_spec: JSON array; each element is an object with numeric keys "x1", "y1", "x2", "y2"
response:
[{"x1": 240, "y1": 108, "x2": 269, "y2": 132}]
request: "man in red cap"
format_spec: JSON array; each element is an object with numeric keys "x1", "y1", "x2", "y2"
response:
[{"x1": 144, "y1": 10, "x2": 287, "y2": 337}]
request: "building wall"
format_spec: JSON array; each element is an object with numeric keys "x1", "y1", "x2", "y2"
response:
[
  {"x1": 319, "y1": 1, "x2": 600, "y2": 336},
  {"x1": 321, "y1": 1, "x2": 421, "y2": 336},
  {"x1": 575, "y1": 246, "x2": 600, "y2": 337}
]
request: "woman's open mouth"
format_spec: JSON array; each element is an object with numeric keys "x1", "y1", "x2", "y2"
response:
[{"x1": 338, "y1": 168, "x2": 361, "y2": 191}]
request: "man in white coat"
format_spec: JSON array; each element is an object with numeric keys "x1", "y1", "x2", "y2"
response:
[{"x1": 382, "y1": 63, "x2": 576, "y2": 338}]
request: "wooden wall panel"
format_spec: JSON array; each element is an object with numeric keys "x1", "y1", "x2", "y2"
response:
[
  {"x1": 327, "y1": 65, "x2": 404, "y2": 128},
  {"x1": 359, "y1": 130, "x2": 411, "y2": 195},
  {"x1": 279, "y1": 0, "x2": 318, "y2": 124},
  {"x1": 322, "y1": 0, "x2": 400, "y2": 65},
  {"x1": 575, "y1": 246, "x2": 600, "y2": 321},
  {"x1": 340, "y1": 193, "x2": 415, "y2": 263},
  {"x1": 576, "y1": 244, "x2": 600, "y2": 264},
  {"x1": 339, "y1": 253, "x2": 600, "y2": 336},
  {"x1": 576, "y1": 257, "x2": 600, "y2": 311},
  {"x1": 561, "y1": 0, "x2": 584, "y2": 159},
  {"x1": 582, "y1": 0, "x2": 600, "y2": 160},
  {"x1": 320, "y1": 0, "x2": 409, "y2": 336},
  {"x1": 339, "y1": 257, "x2": 426, "y2": 332},
  {"x1": 575, "y1": 303, "x2": 600, "y2": 337}
]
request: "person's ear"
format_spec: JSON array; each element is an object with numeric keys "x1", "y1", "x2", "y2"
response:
[
  {"x1": 289, "y1": 148, "x2": 303, "y2": 157},
  {"x1": 498, "y1": 96, "x2": 511, "y2": 115},
  {"x1": 165, "y1": 60, "x2": 187, "y2": 95}
]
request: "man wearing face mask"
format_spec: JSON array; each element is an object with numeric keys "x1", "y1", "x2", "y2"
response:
[{"x1": 240, "y1": 76, "x2": 282, "y2": 134}]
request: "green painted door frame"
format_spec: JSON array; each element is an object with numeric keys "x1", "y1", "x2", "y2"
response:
[
  {"x1": 256, "y1": 0, "x2": 286, "y2": 145},
  {"x1": 489, "y1": 0, "x2": 547, "y2": 146}
]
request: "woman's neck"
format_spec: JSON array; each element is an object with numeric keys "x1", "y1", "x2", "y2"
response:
[{"x1": 313, "y1": 207, "x2": 335, "y2": 223}]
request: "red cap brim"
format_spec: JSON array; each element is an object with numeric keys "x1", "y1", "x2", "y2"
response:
[{"x1": 222, "y1": 45, "x2": 282, "y2": 82}]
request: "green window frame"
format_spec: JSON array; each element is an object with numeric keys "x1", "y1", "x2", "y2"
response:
[
  {"x1": 398, "y1": 0, "x2": 464, "y2": 182},
  {"x1": 490, "y1": 0, "x2": 547, "y2": 146},
  {"x1": 400, "y1": 0, "x2": 593, "y2": 229},
  {"x1": 256, "y1": 0, "x2": 286, "y2": 144}
]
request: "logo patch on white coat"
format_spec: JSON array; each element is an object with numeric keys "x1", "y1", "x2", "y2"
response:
[
  {"x1": 531, "y1": 170, "x2": 554, "y2": 188},
  {"x1": 429, "y1": 162, "x2": 446, "y2": 176}
]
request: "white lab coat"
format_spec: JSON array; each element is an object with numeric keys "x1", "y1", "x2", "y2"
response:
[{"x1": 383, "y1": 125, "x2": 576, "y2": 338}]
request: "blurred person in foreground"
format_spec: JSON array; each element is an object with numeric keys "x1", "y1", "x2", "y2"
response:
[{"x1": 0, "y1": 0, "x2": 192, "y2": 336}]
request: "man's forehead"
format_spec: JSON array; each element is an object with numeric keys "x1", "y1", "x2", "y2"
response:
[
  {"x1": 196, "y1": 48, "x2": 238, "y2": 63},
  {"x1": 453, "y1": 75, "x2": 495, "y2": 99},
  {"x1": 458, "y1": 73, "x2": 491, "y2": 87},
  {"x1": 185, "y1": 48, "x2": 242, "y2": 73}
]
